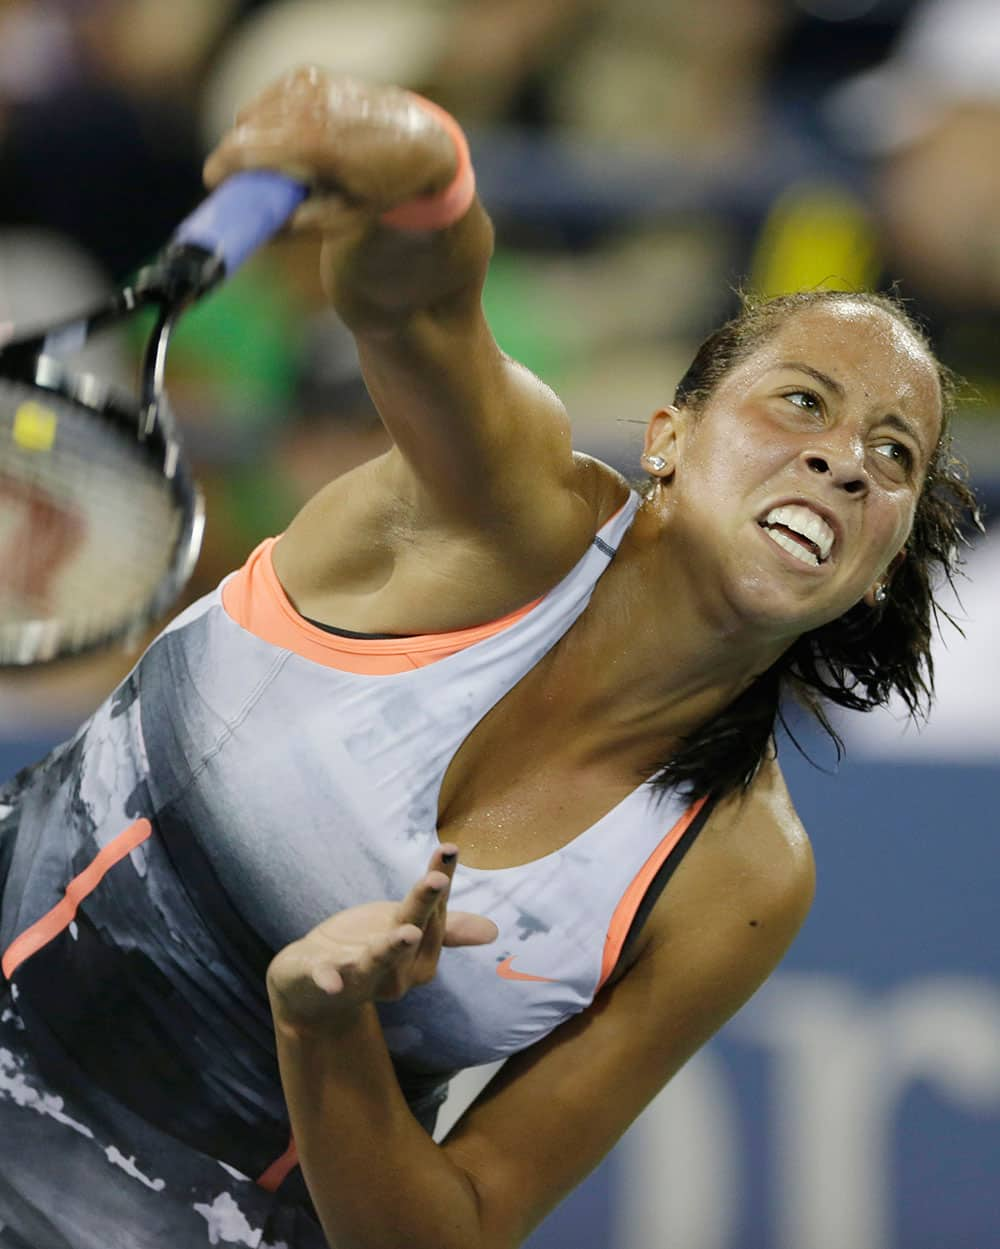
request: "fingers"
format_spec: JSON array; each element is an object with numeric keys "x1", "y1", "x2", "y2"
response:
[
  {"x1": 202, "y1": 136, "x2": 365, "y2": 242},
  {"x1": 201, "y1": 69, "x2": 426, "y2": 213},
  {"x1": 291, "y1": 195, "x2": 366, "y2": 236},
  {"x1": 202, "y1": 132, "x2": 314, "y2": 191},
  {"x1": 443, "y1": 912, "x2": 499, "y2": 948},
  {"x1": 267, "y1": 845, "x2": 498, "y2": 1028},
  {"x1": 395, "y1": 843, "x2": 459, "y2": 931},
  {"x1": 203, "y1": 67, "x2": 355, "y2": 190},
  {"x1": 394, "y1": 845, "x2": 497, "y2": 949},
  {"x1": 309, "y1": 960, "x2": 345, "y2": 996},
  {"x1": 308, "y1": 922, "x2": 422, "y2": 1002},
  {"x1": 390, "y1": 923, "x2": 424, "y2": 952}
]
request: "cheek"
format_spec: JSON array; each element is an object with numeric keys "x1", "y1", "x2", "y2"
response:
[
  {"x1": 685, "y1": 409, "x2": 783, "y2": 489},
  {"x1": 689, "y1": 409, "x2": 769, "y2": 469},
  {"x1": 864, "y1": 491, "x2": 917, "y2": 575}
]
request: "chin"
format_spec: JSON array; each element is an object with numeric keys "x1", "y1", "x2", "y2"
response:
[{"x1": 726, "y1": 575, "x2": 845, "y2": 641}]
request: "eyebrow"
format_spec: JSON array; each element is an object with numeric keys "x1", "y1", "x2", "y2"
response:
[
  {"x1": 777, "y1": 361, "x2": 845, "y2": 399},
  {"x1": 881, "y1": 412, "x2": 927, "y2": 456},
  {"x1": 777, "y1": 360, "x2": 927, "y2": 455}
]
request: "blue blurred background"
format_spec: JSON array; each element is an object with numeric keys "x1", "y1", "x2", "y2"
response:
[{"x1": 0, "y1": 1, "x2": 996, "y2": 1246}]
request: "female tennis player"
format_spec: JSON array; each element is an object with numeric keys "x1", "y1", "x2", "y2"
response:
[{"x1": 0, "y1": 68, "x2": 977, "y2": 1249}]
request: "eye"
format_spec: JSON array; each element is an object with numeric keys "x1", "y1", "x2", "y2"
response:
[
  {"x1": 873, "y1": 441, "x2": 915, "y2": 472},
  {"x1": 784, "y1": 389, "x2": 822, "y2": 413}
]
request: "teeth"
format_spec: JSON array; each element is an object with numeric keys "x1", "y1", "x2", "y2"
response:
[
  {"x1": 763, "y1": 526, "x2": 819, "y2": 566},
  {"x1": 762, "y1": 505, "x2": 834, "y2": 561}
]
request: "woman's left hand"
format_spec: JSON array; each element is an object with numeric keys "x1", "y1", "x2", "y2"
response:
[{"x1": 266, "y1": 844, "x2": 497, "y2": 1032}]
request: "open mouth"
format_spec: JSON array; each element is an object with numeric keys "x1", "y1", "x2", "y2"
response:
[{"x1": 758, "y1": 504, "x2": 834, "y2": 568}]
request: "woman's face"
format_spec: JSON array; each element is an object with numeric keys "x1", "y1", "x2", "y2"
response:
[{"x1": 652, "y1": 303, "x2": 943, "y2": 640}]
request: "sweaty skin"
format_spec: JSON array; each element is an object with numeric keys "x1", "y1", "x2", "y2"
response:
[{"x1": 200, "y1": 67, "x2": 944, "y2": 1249}]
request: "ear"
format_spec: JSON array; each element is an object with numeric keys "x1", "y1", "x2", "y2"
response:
[
  {"x1": 863, "y1": 548, "x2": 906, "y2": 608},
  {"x1": 641, "y1": 406, "x2": 683, "y2": 478}
]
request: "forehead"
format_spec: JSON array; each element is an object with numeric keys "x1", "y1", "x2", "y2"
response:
[{"x1": 736, "y1": 303, "x2": 943, "y2": 434}]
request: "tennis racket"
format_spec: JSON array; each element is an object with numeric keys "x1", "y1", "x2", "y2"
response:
[{"x1": 0, "y1": 171, "x2": 306, "y2": 667}]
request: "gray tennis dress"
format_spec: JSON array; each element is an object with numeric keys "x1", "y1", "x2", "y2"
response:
[{"x1": 0, "y1": 491, "x2": 711, "y2": 1248}]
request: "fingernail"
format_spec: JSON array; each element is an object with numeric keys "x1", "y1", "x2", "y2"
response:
[{"x1": 440, "y1": 848, "x2": 458, "y2": 865}]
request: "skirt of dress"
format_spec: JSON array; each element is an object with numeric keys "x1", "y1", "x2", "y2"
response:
[
  {"x1": 0, "y1": 995, "x2": 324, "y2": 1249},
  {"x1": 0, "y1": 740, "x2": 323, "y2": 1249},
  {"x1": 0, "y1": 702, "x2": 449, "y2": 1249}
]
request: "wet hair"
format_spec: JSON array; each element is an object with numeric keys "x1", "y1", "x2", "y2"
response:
[{"x1": 650, "y1": 289, "x2": 983, "y2": 802}]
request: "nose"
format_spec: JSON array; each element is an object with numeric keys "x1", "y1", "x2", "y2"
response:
[{"x1": 802, "y1": 441, "x2": 868, "y2": 496}]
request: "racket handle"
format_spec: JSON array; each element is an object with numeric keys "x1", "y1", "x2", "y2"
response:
[{"x1": 172, "y1": 172, "x2": 307, "y2": 276}]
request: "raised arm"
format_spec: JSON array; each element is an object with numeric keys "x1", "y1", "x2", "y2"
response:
[{"x1": 203, "y1": 69, "x2": 603, "y2": 568}]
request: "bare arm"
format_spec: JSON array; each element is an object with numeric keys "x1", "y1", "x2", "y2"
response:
[
  {"x1": 203, "y1": 68, "x2": 592, "y2": 544},
  {"x1": 268, "y1": 771, "x2": 814, "y2": 1249}
]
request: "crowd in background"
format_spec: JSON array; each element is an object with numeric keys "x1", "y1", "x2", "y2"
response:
[{"x1": 1, "y1": 0, "x2": 998, "y2": 736}]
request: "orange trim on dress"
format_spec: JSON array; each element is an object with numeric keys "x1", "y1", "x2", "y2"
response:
[
  {"x1": 222, "y1": 537, "x2": 542, "y2": 674},
  {"x1": 256, "y1": 1133, "x2": 299, "y2": 1192},
  {"x1": 1, "y1": 818, "x2": 153, "y2": 980},
  {"x1": 597, "y1": 795, "x2": 709, "y2": 991}
]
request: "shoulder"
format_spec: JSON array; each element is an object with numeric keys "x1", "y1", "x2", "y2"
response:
[
  {"x1": 281, "y1": 441, "x2": 628, "y2": 578},
  {"x1": 271, "y1": 443, "x2": 630, "y2": 634},
  {"x1": 706, "y1": 752, "x2": 815, "y2": 908},
  {"x1": 569, "y1": 452, "x2": 632, "y2": 529},
  {"x1": 621, "y1": 759, "x2": 814, "y2": 996}
]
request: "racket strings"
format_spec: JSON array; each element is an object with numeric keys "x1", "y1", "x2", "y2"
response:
[{"x1": 0, "y1": 380, "x2": 182, "y2": 661}]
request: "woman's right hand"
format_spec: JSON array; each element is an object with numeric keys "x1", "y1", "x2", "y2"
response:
[{"x1": 266, "y1": 844, "x2": 497, "y2": 1033}]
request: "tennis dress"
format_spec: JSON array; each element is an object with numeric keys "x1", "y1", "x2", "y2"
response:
[{"x1": 0, "y1": 490, "x2": 712, "y2": 1249}]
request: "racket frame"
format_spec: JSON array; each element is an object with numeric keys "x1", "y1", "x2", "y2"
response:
[
  {"x1": 0, "y1": 264, "x2": 208, "y2": 665},
  {"x1": 0, "y1": 169, "x2": 305, "y2": 666}
]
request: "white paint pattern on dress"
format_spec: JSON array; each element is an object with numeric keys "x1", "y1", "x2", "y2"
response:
[
  {"x1": 0, "y1": 1046, "x2": 95, "y2": 1138},
  {"x1": 104, "y1": 1145, "x2": 166, "y2": 1191},
  {"x1": 193, "y1": 1191, "x2": 288, "y2": 1248}
]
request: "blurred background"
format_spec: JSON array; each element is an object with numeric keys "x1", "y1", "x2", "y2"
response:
[{"x1": 0, "y1": 1, "x2": 996, "y2": 1245}]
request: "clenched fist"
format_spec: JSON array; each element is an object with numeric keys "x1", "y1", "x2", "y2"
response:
[{"x1": 203, "y1": 65, "x2": 458, "y2": 233}]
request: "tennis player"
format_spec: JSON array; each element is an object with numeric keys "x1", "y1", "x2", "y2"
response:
[{"x1": 0, "y1": 67, "x2": 977, "y2": 1249}]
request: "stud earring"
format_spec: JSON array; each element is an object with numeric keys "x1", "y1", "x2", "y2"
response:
[
  {"x1": 874, "y1": 584, "x2": 888, "y2": 605},
  {"x1": 643, "y1": 454, "x2": 667, "y2": 472}
]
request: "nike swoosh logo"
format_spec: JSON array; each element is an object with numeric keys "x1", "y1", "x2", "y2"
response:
[{"x1": 496, "y1": 955, "x2": 560, "y2": 984}]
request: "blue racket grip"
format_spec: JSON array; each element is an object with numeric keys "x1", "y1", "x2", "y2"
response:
[{"x1": 172, "y1": 171, "x2": 308, "y2": 276}]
